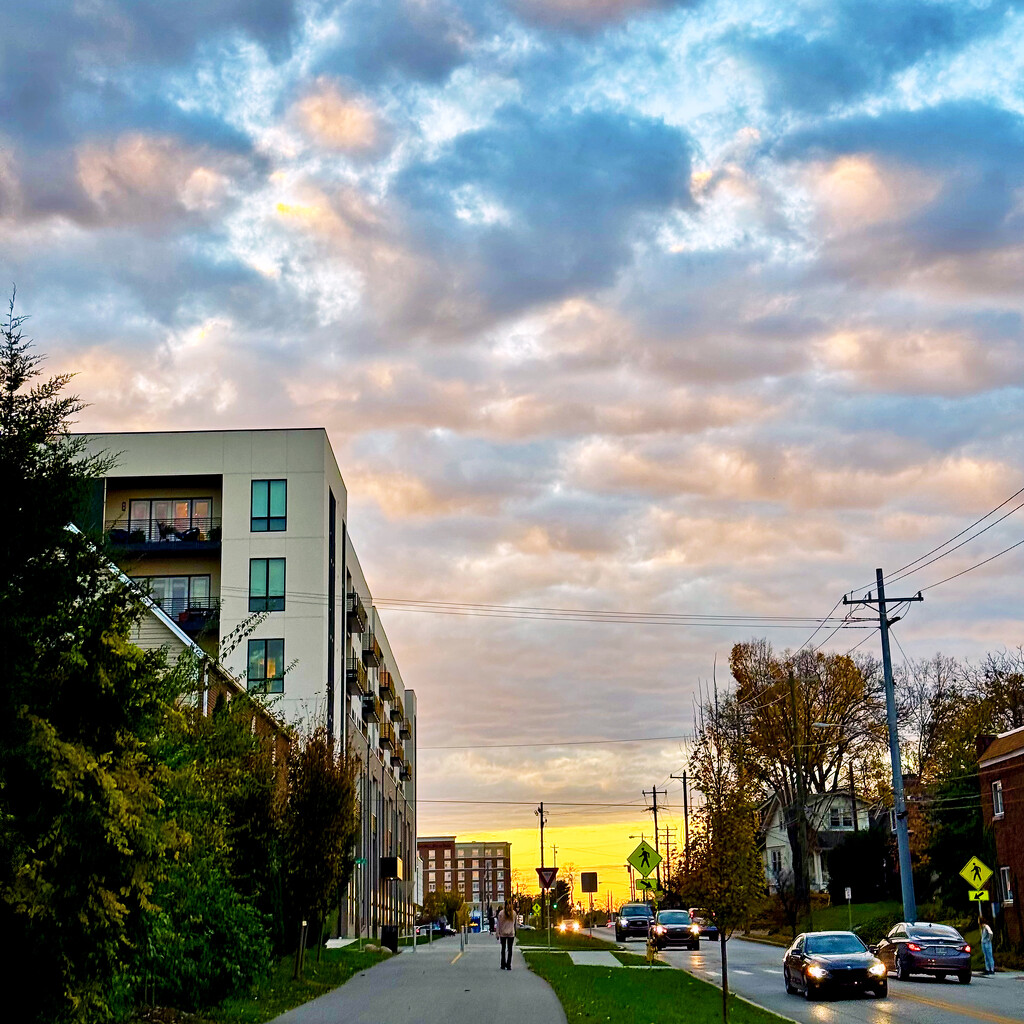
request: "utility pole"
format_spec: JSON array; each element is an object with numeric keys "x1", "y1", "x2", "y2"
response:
[
  {"x1": 643, "y1": 787, "x2": 667, "y2": 887},
  {"x1": 671, "y1": 772, "x2": 690, "y2": 877},
  {"x1": 850, "y1": 762, "x2": 859, "y2": 833},
  {"x1": 551, "y1": 844, "x2": 558, "y2": 868},
  {"x1": 844, "y1": 569, "x2": 922, "y2": 924},
  {"x1": 789, "y1": 670, "x2": 811, "y2": 924},
  {"x1": 536, "y1": 802, "x2": 548, "y2": 938}
]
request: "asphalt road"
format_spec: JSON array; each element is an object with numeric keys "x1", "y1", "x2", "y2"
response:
[{"x1": 592, "y1": 927, "x2": 1023, "y2": 1024}]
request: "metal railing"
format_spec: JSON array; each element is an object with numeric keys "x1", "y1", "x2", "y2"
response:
[
  {"x1": 107, "y1": 516, "x2": 222, "y2": 545},
  {"x1": 346, "y1": 657, "x2": 368, "y2": 696}
]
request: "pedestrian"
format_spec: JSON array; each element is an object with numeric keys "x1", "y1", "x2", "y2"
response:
[
  {"x1": 980, "y1": 917, "x2": 995, "y2": 975},
  {"x1": 497, "y1": 901, "x2": 516, "y2": 971}
]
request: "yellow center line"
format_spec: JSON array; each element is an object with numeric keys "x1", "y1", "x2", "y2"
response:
[
  {"x1": 898, "y1": 989, "x2": 1021, "y2": 1024},
  {"x1": 449, "y1": 952, "x2": 463, "y2": 965}
]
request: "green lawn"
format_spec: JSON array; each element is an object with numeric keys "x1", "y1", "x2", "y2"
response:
[
  {"x1": 201, "y1": 948, "x2": 388, "y2": 1024},
  {"x1": 612, "y1": 951, "x2": 669, "y2": 967},
  {"x1": 524, "y1": 952, "x2": 792, "y2": 1024}
]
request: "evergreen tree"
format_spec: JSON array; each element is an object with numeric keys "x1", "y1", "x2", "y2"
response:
[{"x1": 0, "y1": 294, "x2": 177, "y2": 1023}]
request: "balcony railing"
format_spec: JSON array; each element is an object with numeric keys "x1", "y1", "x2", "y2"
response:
[
  {"x1": 362, "y1": 631, "x2": 382, "y2": 668},
  {"x1": 146, "y1": 596, "x2": 220, "y2": 636},
  {"x1": 390, "y1": 694, "x2": 404, "y2": 722},
  {"x1": 347, "y1": 592, "x2": 367, "y2": 634},
  {"x1": 362, "y1": 694, "x2": 383, "y2": 724},
  {"x1": 107, "y1": 517, "x2": 222, "y2": 548},
  {"x1": 390, "y1": 744, "x2": 404, "y2": 768},
  {"x1": 399, "y1": 717, "x2": 412, "y2": 741},
  {"x1": 378, "y1": 667, "x2": 396, "y2": 701},
  {"x1": 379, "y1": 720, "x2": 397, "y2": 751},
  {"x1": 400, "y1": 761, "x2": 412, "y2": 782},
  {"x1": 346, "y1": 656, "x2": 368, "y2": 697}
]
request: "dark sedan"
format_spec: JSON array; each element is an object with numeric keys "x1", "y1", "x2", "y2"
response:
[
  {"x1": 650, "y1": 909, "x2": 701, "y2": 950},
  {"x1": 615, "y1": 903, "x2": 654, "y2": 942},
  {"x1": 873, "y1": 922, "x2": 972, "y2": 984},
  {"x1": 687, "y1": 908, "x2": 720, "y2": 941},
  {"x1": 784, "y1": 931, "x2": 888, "y2": 1000}
]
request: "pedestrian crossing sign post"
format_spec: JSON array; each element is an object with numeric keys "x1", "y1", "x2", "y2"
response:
[
  {"x1": 959, "y1": 856, "x2": 993, "y2": 890},
  {"x1": 627, "y1": 840, "x2": 662, "y2": 877},
  {"x1": 968, "y1": 890, "x2": 989, "y2": 902}
]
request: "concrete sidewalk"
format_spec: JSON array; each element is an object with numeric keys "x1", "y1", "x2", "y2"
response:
[{"x1": 270, "y1": 936, "x2": 567, "y2": 1024}]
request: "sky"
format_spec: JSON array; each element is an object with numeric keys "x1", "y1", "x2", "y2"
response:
[{"x1": 4, "y1": 0, "x2": 1024, "y2": 903}]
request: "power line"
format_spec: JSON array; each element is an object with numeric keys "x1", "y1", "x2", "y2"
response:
[
  {"x1": 920, "y1": 537, "x2": 1024, "y2": 592},
  {"x1": 419, "y1": 733, "x2": 693, "y2": 751}
]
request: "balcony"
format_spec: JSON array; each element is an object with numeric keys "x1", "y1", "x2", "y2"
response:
[
  {"x1": 346, "y1": 656, "x2": 368, "y2": 697},
  {"x1": 362, "y1": 631, "x2": 382, "y2": 668},
  {"x1": 378, "y1": 667, "x2": 396, "y2": 702},
  {"x1": 158, "y1": 596, "x2": 220, "y2": 637},
  {"x1": 347, "y1": 592, "x2": 367, "y2": 634},
  {"x1": 379, "y1": 719, "x2": 397, "y2": 751},
  {"x1": 399, "y1": 717, "x2": 412, "y2": 741},
  {"x1": 362, "y1": 694, "x2": 383, "y2": 724},
  {"x1": 107, "y1": 516, "x2": 222, "y2": 553},
  {"x1": 400, "y1": 761, "x2": 412, "y2": 783},
  {"x1": 390, "y1": 693, "x2": 404, "y2": 723},
  {"x1": 390, "y1": 744, "x2": 404, "y2": 768}
]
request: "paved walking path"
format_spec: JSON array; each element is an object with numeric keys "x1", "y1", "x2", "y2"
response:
[
  {"x1": 568, "y1": 951, "x2": 622, "y2": 968},
  {"x1": 270, "y1": 936, "x2": 567, "y2": 1024}
]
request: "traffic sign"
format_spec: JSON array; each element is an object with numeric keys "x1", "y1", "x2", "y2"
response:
[
  {"x1": 635, "y1": 877, "x2": 663, "y2": 896},
  {"x1": 581, "y1": 871, "x2": 598, "y2": 893},
  {"x1": 969, "y1": 890, "x2": 990, "y2": 902},
  {"x1": 533, "y1": 902, "x2": 541, "y2": 914},
  {"x1": 536, "y1": 866, "x2": 558, "y2": 889},
  {"x1": 959, "y1": 856, "x2": 992, "y2": 889},
  {"x1": 627, "y1": 840, "x2": 662, "y2": 877}
]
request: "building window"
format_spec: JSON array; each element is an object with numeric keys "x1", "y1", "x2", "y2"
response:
[
  {"x1": 992, "y1": 780, "x2": 1004, "y2": 818},
  {"x1": 770, "y1": 849, "x2": 783, "y2": 876},
  {"x1": 249, "y1": 558, "x2": 285, "y2": 611},
  {"x1": 457, "y1": 859, "x2": 464, "y2": 868},
  {"x1": 128, "y1": 497, "x2": 213, "y2": 542},
  {"x1": 829, "y1": 805, "x2": 853, "y2": 828},
  {"x1": 1000, "y1": 866, "x2": 1014, "y2": 903},
  {"x1": 251, "y1": 479, "x2": 287, "y2": 532},
  {"x1": 472, "y1": 860, "x2": 478, "y2": 868},
  {"x1": 132, "y1": 575, "x2": 212, "y2": 617},
  {"x1": 428, "y1": 883, "x2": 435, "y2": 893},
  {"x1": 247, "y1": 638, "x2": 285, "y2": 693},
  {"x1": 445, "y1": 871, "x2": 452, "y2": 883}
]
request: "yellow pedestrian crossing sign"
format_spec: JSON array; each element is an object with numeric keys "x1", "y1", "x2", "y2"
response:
[
  {"x1": 959, "y1": 856, "x2": 992, "y2": 890},
  {"x1": 627, "y1": 840, "x2": 662, "y2": 878},
  {"x1": 968, "y1": 890, "x2": 989, "y2": 902},
  {"x1": 636, "y1": 877, "x2": 664, "y2": 896}
]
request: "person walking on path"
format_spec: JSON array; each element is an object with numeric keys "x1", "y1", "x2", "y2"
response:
[
  {"x1": 980, "y1": 917, "x2": 995, "y2": 975},
  {"x1": 497, "y1": 901, "x2": 516, "y2": 970}
]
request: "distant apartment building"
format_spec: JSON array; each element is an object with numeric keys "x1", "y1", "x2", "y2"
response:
[
  {"x1": 416, "y1": 837, "x2": 513, "y2": 928},
  {"x1": 979, "y1": 728, "x2": 1024, "y2": 944},
  {"x1": 80, "y1": 428, "x2": 416, "y2": 940},
  {"x1": 418, "y1": 836, "x2": 457, "y2": 896}
]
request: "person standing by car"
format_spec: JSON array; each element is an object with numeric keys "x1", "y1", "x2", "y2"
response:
[
  {"x1": 980, "y1": 917, "x2": 995, "y2": 975},
  {"x1": 497, "y1": 902, "x2": 516, "y2": 970}
]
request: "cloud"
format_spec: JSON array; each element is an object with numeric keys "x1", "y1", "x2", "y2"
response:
[
  {"x1": 510, "y1": 0, "x2": 691, "y2": 34},
  {"x1": 395, "y1": 104, "x2": 693, "y2": 319},
  {"x1": 291, "y1": 78, "x2": 386, "y2": 154},
  {"x1": 728, "y1": 0, "x2": 1016, "y2": 114}
]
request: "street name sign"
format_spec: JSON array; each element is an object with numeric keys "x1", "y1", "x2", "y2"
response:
[
  {"x1": 536, "y1": 866, "x2": 558, "y2": 889},
  {"x1": 968, "y1": 890, "x2": 990, "y2": 902},
  {"x1": 959, "y1": 856, "x2": 993, "y2": 890},
  {"x1": 627, "y1": 840, "x2": 662, "y2": 877}
]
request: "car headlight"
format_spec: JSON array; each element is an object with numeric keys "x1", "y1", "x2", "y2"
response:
[
  {"x1": 654, "y1": 925, "x2": 666, "y2": 934},
  {"x1": 869, "y1": 961, "x2": 887, "y2": 977},
  {"x1": 690, "y1": 925, "x2": 700, "y2": 934},
  {"x1": 619, "y1": 918, "x2": 628, "y2": 927},
  {"x1": 806, "y1": 964, "x2": 828, "y2": 980}
]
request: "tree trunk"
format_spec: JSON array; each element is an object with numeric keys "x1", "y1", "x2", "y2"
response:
[{"x1": 720, "y1": 929, "x2": 729, "y2": 1024}]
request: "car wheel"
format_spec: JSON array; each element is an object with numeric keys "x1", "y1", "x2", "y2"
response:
[
  {"x1": 690, "y1": 942, "x2": 700, "y2": 951},
  {"x1": 804, "y1": 980, "x2": 818, "y2": 1000},
  {"x1": 615, "y1": 931, "x2": 622, "y2": 942},
  {"x1": 936, "y1": 973, "x2": 947, "y2": 982},
  {"x1": 895, "y1": 956, "x2": 909, "y2": 981},
  {"x1": 958, "y1": 971, "x2": 971, "y2": 985},
  {"x1": 875, "y1": 982, "x2": 888, "y2": 998},
  {"x1": 785, "y1": 968, "x2": 797, "y2": 995}
]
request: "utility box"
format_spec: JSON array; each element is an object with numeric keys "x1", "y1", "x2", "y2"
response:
[{"x1": 381, "y1": 925, "x2": 398, "y2": 953}]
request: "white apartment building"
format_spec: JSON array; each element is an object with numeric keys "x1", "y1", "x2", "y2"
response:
[{"x1": 80, "y1": 428, "x2": 416, "y2": 941}]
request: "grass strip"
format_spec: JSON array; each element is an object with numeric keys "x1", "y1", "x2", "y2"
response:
[
  {"x1": 197, "y1": 948, "x2": 387, "y2": 1024},
  {"x1": 516, "y1": 930, "x2": 619, "y2": 951},
  {"x1": 612, "y1": 951, "x2": 669, "y2": 967},
  {"x1": 524, "y1": 952, "x2": 793, "y2": 1024}
]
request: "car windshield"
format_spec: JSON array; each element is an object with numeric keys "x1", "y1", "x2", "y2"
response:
[
  {"x1": 909, "y1": 926, "x2": 961, "y2": 941},
  {"x1": 805, "y1": 934, "x2": 867, "y2": 955},
  {"x1": 621, "y1": 906, "x2": 649, "y2": 917},
  {"x1": 658, "y1": 912, "x2": 692, "y2": 924}
]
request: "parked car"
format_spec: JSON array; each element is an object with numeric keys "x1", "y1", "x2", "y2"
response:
[
  {"x1": 615, "y1": 903, "x2": 654, "y2": 942},
  {"x1": 650, "y1": 909, "x2": 700, "y2": 951},
  {"x1": 872, "y1": 922, "x2": 971, "y2": 984},
  {"x1": 783, "y1": 931, "x2": 888, "y2": 1000},
  {"x1": 687, "y1": 909, "x2": 720, "y2": 941}
]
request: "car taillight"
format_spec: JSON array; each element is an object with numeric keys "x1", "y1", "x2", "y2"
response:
[
  {"x1": 961, "y1": 944, "x2": 971, "y2": 953},
  {"x1": 906, "y1": 943, "x2": 921, "y2": 952}
]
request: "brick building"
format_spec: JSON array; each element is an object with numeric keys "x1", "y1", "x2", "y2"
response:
[
  {"x1": 416, "y1": 836, "x2": 513, "y2": 930},
  {"x1": 978, "y1": 727, "x2": 1024, "y2": 945},
  {"x1": 418, "y1": 836, "x2": 457, "y2": 896}
]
